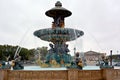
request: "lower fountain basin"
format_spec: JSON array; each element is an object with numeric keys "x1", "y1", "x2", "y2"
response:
[{"x1": 15, "y1": 66, "x2": 100, "y2": 70}]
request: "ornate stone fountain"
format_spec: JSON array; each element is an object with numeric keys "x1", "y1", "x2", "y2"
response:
[{"x1": 34, "y1": 1, "x2": 84, "y2": 68}]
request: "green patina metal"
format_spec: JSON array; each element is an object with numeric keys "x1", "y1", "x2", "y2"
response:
[{"x1": 34, "y1": 28, "x2": 84, "y2": 42}]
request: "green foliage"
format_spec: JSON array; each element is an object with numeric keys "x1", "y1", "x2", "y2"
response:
[
  {"x1": 0, "y1": 44, "x2": 35, "y2": 61},
  {"x1": 0, "y1": 45, "x2": 16, "y2": 60}
]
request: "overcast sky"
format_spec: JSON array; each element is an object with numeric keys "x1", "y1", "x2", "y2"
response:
[{"x1": 0, "y1": 0, "x2": 120, "y2": 55}]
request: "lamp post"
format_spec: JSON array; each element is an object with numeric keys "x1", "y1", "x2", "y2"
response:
[
  {"x1": 74, "y1": 47, "x2": 76, "y2": 55},
  {"x1": 110, "y1": 50, "x2": 112, "y2": 66}
]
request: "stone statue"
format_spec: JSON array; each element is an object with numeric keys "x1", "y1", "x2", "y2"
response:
[
  {"x1": 48, "y1": 43, "x2": 55, "y2": 53},
  {"x1": 1, "y1": 61, "x2": 7, "y2": 69},
  {"x1": 75, "y1": 52, "x2": 83, "y2": 69},
  {"x1": 12, "y1": 54, "x2": 24, "y2": 70},
  {"x1": 64, "y1": 44, "x2": 70, "y2": 53},
  {"x1": 100, "y1": 57, "x2": 113, "y2": 69},
  {"x1": 58, "y1": 44, "x2": 70, "y2": 54},
  {"x1": 46, "y1": 43, "x2": 56, "y2": 63}
]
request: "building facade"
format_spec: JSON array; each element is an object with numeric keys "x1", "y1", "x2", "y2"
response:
[{"x1": 83, "y1": 51, "x2": 106, "y2": 65}]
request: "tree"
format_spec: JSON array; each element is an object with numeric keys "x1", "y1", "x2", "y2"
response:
[{"x1": 0, "y1": 44, "x2": 49, "y2": 61}]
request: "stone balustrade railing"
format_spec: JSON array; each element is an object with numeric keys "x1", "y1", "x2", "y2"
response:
[{"x1": 0, "y1": 69, "x2": 120, "y2": 80}]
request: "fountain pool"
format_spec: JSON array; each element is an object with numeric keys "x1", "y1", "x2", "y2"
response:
[{"x1": 19, "y1": 66, "x2": 100, "y2": 70}]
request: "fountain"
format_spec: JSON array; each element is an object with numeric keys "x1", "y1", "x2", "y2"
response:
[
  {"x1": 34, "y1": 1, "x2": 84, "y2": 68},
  {"x1": 1, "y1": 2, "x2": 119, "y2": 80}
]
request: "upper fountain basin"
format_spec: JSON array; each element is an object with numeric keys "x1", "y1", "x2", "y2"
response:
[{"x1": 34, "y1": 28, "x2": 84, "y2": 42}]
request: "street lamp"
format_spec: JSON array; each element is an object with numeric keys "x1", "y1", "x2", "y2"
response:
[
  {"x1": 110, "y1": 50, "x2": 112, "y2": 66},
  {"x1": 74, "y1": 47, "x2": 76, "y2": 55}
]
